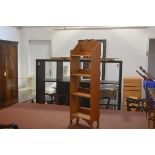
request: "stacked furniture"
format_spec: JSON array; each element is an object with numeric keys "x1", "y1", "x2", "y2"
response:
[
  {"x1": 143, "y1": 81, "x2": 155, "y2": 128},
  {"x1": 36, "y1": 58, "x2": 122, "y2": 110},
  {"x1": 123, "y1": 76, "x2": 142, "y2": 111},
  {"x1": 70, "y1": 39, "x2": 101, "y2": 128}
]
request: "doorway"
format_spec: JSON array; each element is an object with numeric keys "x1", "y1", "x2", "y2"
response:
[{"x1": 29, "y1": 40, "x2": 52, "y2": 89}]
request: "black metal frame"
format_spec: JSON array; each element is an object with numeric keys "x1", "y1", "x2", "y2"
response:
[{"x1": 36, "y1": 58, "x2": 122, "y2": 110}]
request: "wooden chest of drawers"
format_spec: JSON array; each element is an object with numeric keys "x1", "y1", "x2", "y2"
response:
[{"x1": 122, "y1": 76, "x2": 142, "y2": 111}]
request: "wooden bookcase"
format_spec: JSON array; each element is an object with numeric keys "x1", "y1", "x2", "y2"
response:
[{"x1": 70, "y1": 40, "x2": 101, "y2": 128}]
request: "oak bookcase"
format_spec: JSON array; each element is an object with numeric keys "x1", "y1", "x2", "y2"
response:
[{"x1": 70, "y1": 40, "x2": 101, "y2": 128}]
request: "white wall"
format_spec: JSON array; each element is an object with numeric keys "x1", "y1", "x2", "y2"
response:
[
  {"x1": 29, "y1": 40, "x2": 51, "y2": 77},
  {"x1": 19, "y1": 27, "x2": 54, "y2": 88},
  {"x1": 3, "y1": 26, "x2": 155, "y2": 98},
  {"x1": 0, "y1": 26, "x2": 19, "y2": 41},
  {"x1": 19, "y1": 27, "x2": 155, "y2": 88},
  {"x1": 53, "y1": 28, "x2": 148, "y2": 81}
]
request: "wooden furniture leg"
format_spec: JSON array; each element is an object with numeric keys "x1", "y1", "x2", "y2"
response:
[
  {"x1": 76, "y1": 118, "x2": 79, "y2": 124},
  {"x1": 97, "y1": 120, "x2": 99, "y2": 128}
]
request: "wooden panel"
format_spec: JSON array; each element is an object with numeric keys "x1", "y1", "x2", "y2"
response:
[
  {"x1": 71, "y1": 73, "x2": 91, "y2": 78},
  {"x1": 3, "y1": 42, "x2": 18, "y2": 106},
  {"x1": 123, "y1": 87, "x2": 141, "y2": 91},
  {"x1": 123, "y1": 77, "x2": 142, "y2": 83},
  {"x1": 78, "y1": 107, "x2": 90, "y2": 114},
  {"x1": 72, "y1": 92, "x2": 91, "y2": 98},
  {"x1": 79, "y1": 69, "x2": 91, "y2": 74},
  {"x1": 71, "y1": 53, "x2": 91, "y2": 57},
  {"x1": 72, "y1": 112, "x2": 90, "y2": 120},
  {"x1": 124, "y1": 82, "x2": 141, "y2": 87},
  {"x1": 123, "y1": 91, "x2": 141, "y2": 97},
  {"x1": 0, "y1": 41, "x2": 3, "y2": 105}
]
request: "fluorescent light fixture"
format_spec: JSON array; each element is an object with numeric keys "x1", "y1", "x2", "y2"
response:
[{"x1": 54, "y1": 26, "x2": 148, "y2": 30}]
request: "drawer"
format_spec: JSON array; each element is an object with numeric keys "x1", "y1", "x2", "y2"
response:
[
  {"x1": 123, "y1": 86, "x2": 141, "y2": 91},
  {"x1": 123, "y1": 82, "x2": 141, "y2": 87},
  {"x1": 124, "y1": 78, "x2": 142, "y2": 83},
  {"x1": 123, "y1": 90, "x2": 141, "y2": 97}
]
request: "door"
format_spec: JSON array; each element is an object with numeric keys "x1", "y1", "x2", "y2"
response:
[
  {"x1": 148, "y1": 39, "x2": 155, "y2": 79},
  {"x1": 1, "y1": 41, "x2": 18, "y2": 106},
  {"x1": 29, "y1": 40, "x2": 51, "y2": 91},
  {"x1": 29, "y1": 40, "x2": 51, "y2": 78},
  {"x1": 0, "y1": 41, "x2": 3, "y2": 104}
]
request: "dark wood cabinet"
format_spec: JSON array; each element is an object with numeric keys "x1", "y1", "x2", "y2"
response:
[{"x1": 0, "y1": 40, "x2": 18, "y2": 106}]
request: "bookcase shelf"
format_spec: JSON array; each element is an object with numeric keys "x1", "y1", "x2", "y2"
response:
[
  {"x1": 71, "y1": 53, "x2": 91, "y2": 57},
  {"x1": 71, "y1": 69, "x2": 91, "y2": 78},
  {"x1": 70, "y1": 39, "x2": 101, "y2": 128},
  {"x1": 71, "y1": 92, "x2": 91, "y2": 98},
  {"x1": 72, "y1": 112, "x2": 90, "y2": 121},
  {"x1": 71, "y1": 73, "x2": 91, "y2": 78}
]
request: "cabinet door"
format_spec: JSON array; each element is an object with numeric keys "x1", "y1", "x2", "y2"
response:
[
  {"x1": 0, "y1": 41, "x2": 3, "y2": 105},
  {"x1": 3, "y1": 42, "x2": 18, "y2": 106}
]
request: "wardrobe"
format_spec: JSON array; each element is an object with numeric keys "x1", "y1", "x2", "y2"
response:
[{"x1": 0, "y1": 40, "x2": 18, "y2": 106}]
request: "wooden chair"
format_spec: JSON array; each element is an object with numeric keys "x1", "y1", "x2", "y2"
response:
[
  {"x1": 145, "y1": 88, "x2": 154, "y2": 128},
  {"x1": 126, "y1": 97, "x2": 146, "y2": 112},
  {"x1": 45, "y1": 93, "x2": 57, "y2": 104},
  {"x1": 45, "y1": 82, "x2": 69, "y2": 105},
  {"x1": 45, "y1": 82, "x2": 57, "y2": 104},
  {"x1": 100, "y1": 84, "x2": 118, "y2": 109}
]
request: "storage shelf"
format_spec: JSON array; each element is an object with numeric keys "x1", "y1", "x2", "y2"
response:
[
  {"x1": 72, "y1": 92, "x2": 90, "y2": 98},
  {"x1": 72, "y1": 112, "x2": 90, "y2": 120},
  {"x1": 78, "y1": 107, "x2": 90, "y2": 114},
  {"x1": 71, "y1": 53, "x2": 91, "y2": 57},
  {"x1": 70, "y1": 40, "x2": 101, "y2": 128},
  {"x1": 71, "y1": 73, "x2": 91, "y2": 78}
]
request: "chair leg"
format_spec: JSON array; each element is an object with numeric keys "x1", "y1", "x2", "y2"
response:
[
  {"x1": 65, "y1": 95, "x2": 68, "y2": 106},
  {"x1": 113, "y1": 105, "x2": 117, "y2": 110},
  {"x1": 106, "y1": 98, "x2": 110, "y2": 109},
  {"x1": 97, "y1": 120, "x2": 99, "y2": 128},
  {"x1": 127, "y1": 103, "x2": 131, "y2": 111},
  {"x1": 76, "y1": 118, "x2": 79, "y2": 124},
  {"x1": 148, "y1": 118, "x2": 150, "y2": 128}
]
